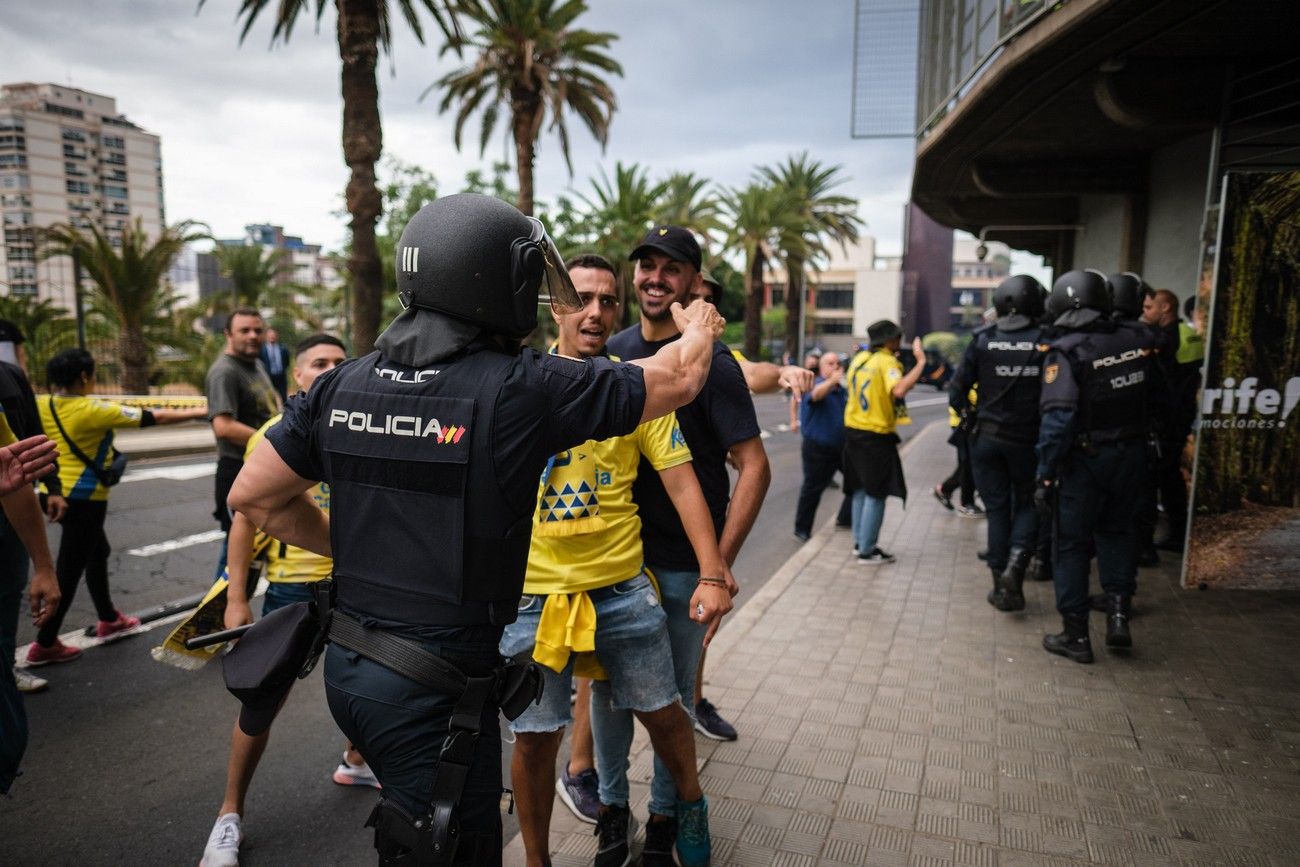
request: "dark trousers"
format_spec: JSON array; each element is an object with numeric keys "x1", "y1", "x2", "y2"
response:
[
  {"x1": 939, "y1": 438, "x2": 975, "y2": 507},
  {"x1": 1053, "y1": 442, "x2": 1144, "y2": 618},
  {"x1": 0, "y1": 511, "x2": 31, "y2": 793},
  {"x1": 795, "y1": 438, "x2": 847, "y2": 536},
  {"x1": 324, "y1": 626, "x2": 505, "y2": 865},
  {"x1": 36, "y1": 499, "x2": 115, "y2": 646},
  {"x1": 213, "y1": 455, "x2": 243, "y2": 533},
  {"x1": 969, "y1": 435, "x2": 1037, "y2": 573},
  {"x1": 1142, "y1": 440, "x2": 1187, "y2": 543}
]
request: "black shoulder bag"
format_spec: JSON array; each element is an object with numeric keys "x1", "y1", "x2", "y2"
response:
[{"x1": 47, "y1": 397, "x2": 130, "y2": 487}]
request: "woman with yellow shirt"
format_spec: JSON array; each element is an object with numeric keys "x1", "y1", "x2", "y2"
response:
[{"x1": 26, "y1": 349, "x2": 205, "y2": 665}]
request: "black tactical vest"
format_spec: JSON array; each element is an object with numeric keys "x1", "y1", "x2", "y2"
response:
[
  {"x1": 1056, "y1": 324, "x2": 1153, "y2": 443},
  {"x1": 314, "y1": 347, "x2": 532, "y2": 626},
  {"x1": 973, "y1": 325, "x2": 1044, "y2": 441}
]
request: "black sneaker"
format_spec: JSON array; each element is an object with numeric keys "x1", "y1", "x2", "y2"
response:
[
  {"x1": 641, "y1": 816, "x2": 678, "y2": 867},
  {"x1": 856, "y1": 547, "x2": 896, "y2": 565},
  {"x1": 694, "y1": 698, "x2": 738, "y2": 741},
  {"x1": 594, "y1": 804, "x2": 637, "y2": 867},
  {"x1": 932, "y1": 484, "x2": 954, "y2": 510}
]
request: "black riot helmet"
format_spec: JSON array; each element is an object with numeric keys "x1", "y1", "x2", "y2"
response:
[
  {"x1": 992, "y1": 275, "x2": 1045, "y2": 319},
  {"x1": 394, "y1": 194, "x2": 581, "y2": 338},
  {"x1": 1049, "y1": 269, "x2": 1112, "y2": 316},
  {"x1": 1108, "y1": 271, "x2": 1151, "y2": 321}
]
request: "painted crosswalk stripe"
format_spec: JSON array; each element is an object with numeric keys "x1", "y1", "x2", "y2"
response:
[
  {"x1": 120, "y1": 461, "x2": 216, "y2": 483},
  {"x1": 127, "y1": 529, "x2": 226, "y2": 557}
]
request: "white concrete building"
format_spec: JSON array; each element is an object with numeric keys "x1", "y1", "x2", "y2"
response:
[{"x1": 0, "y1": 83, "x2": 164, "y2": 310}]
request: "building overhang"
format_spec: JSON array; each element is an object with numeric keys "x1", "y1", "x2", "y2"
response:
[{"x1": 911, "y1": 0, "x2": 1294, "y2": 260}]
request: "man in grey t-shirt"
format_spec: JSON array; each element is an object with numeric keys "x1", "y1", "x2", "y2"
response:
[{"x1": 205, "y1": 308, "x2": 278, "y2": 549}]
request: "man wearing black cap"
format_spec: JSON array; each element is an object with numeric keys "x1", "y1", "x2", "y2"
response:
[
  {"x1": 228, "y1": 196, "x2": 726, "y2": 865},
  {"x1": 601, "y1": 225, "x2": 771, "y2": 864}
]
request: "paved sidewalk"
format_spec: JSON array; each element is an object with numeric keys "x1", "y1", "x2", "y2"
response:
[
  {"x1": 114, "y1": 421, "x2": 215, "y2": 457},
  {"x1": 510, "y1": 421, "x2": 1300, "y2": 865}
]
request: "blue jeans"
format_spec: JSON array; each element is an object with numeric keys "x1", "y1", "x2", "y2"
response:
[
  {"x1": 261, "y1": 580, "x2": 317, "y2": 616},
  {"x1": 499, "y1": 572, "x2": 679, "y2": 733},
  {"x1": 324, "y1": 623, "x2": 505, "y2": 864},
  {"x1": 851, "y1": 490, "x2": 887, "y2": 553},
  {"x1": 969, "y1": 435, "x2": 1038, "y2": 572},
  {"x1": 0, "y1": 511, "x2": 31, "y2": 794},
  {"x1": 589, "y1": 566, "x2": 703, "y2": 815}
]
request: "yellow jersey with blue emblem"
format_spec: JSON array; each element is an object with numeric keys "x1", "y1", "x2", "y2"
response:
[
  {"x1": 246, "y1": 415, "x2": 333, "y2": 583},
  {"x1": 844, "y1": 349, "x2": 907, "y2": 434},
  {"x1": 39, "y1": 395, "x2": 144, "y2": 501},
  {"x1": 524, "y1": 410, "x2": 691, "y2": 594}
]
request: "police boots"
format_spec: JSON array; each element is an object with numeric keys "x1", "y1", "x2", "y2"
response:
[
  {"x1": 994, "y1": 548, "x2": 1031, "y2": 611},
  {"x1": 1104, "y1": 593, "x2": 1133, "y2": 648},
  {"x1": 1043, "y1": 613, "x2": 1094, "y2": 664}
]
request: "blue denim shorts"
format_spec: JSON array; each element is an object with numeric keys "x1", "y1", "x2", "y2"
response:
[
  {"x1": 262, "y1": 580, "x2": 317, "y2": 616},
  {"x1": 499, "y1": 571, "x2": 679, "y2": 733}
]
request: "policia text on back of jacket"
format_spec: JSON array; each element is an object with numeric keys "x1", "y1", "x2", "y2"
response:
[{"x1": 228, "y1": 195, "x2": 728, "y2": 865}]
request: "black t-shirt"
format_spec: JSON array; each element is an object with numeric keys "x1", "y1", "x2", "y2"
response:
[{"x1": 606, "y1": 325, "x2": 761, "y2": 571}]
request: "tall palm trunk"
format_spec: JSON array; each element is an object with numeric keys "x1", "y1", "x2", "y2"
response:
[
  {"x1": 337, "y1": 0, "x2": 384, "y2": 354},
  {"x1": 744, "y1": 248, "x2": 764, "y2": 359},
  {"x1": 512, "y1": 93, "x2": 540, "y2": 216},
  {"x1": 784, "y1": 255, "x2": 804, "y2": 360},
  {"x1": 119, "y1": 324, "x2": 150, "y2": 395}
]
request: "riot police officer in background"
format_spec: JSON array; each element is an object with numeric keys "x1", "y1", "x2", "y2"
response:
[
  {"x1": 1108, "y1": 272, "x2": 1163, "y2": 567},
  {"x1": 1035, "y1": 269, "x2": 1157, "y2": 664},
  {"x1": 229, "y1": 194, "x2": 728, "y2": 864},
  {"x1": 951, "y1": 275, "x2": 1047, "y2": 612}
]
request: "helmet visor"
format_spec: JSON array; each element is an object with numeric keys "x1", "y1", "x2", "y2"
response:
[{"x1": 529, "y1": 220, "x2": 581, "y2": 316}]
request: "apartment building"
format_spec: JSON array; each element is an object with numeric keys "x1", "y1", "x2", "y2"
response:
[{"x1": 0, "y1": 82, "x2": 164, "y2": 309}]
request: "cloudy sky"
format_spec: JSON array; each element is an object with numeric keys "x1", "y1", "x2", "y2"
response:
[{"x1": 4, "y1": 1, "x2": 921, "y2": 257}]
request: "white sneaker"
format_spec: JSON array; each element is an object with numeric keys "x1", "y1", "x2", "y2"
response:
[
  {"x1": 332, "y1": 753, "x2": 381, "y2": 789},
  {"x1": 13, "y1": 667, "x2": 47, "y2": 693},
  {"x1": 201, "y1": 812, "x2": 241, "y2": 867}
]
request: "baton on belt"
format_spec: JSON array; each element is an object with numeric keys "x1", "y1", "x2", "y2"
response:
[{"x1": 184, "y1": 625, "x2": 252, "y2": 650}]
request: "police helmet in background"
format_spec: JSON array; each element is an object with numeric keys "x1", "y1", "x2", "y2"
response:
[
  {"x1": 1049, "y1": 269, "x2": 1113, "y2": 317},
  {"x1": 992, "y1": 275, "x2": 1046, "y2": 319},
  {"x1": 1108, "y1": 272, "x2": 1151, "y2": 321},
  {"x1": 394, "y1": 194, "x2": 581, "y2": 338}
]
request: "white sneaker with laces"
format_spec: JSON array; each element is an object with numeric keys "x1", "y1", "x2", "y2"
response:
[
  {"x1": 201, "y1": 812, "x2": 242, "y2": 867},
  {"x1": 13, "y1": 667, "x2": 47, "y2": 693},
  {"x1": 332, "y1": 753, "x2": 381, "y2": 788}
]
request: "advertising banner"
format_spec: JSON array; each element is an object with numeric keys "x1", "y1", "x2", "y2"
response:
[{"x1": 1184, "y1": 171, "x2": 1300, "y2": 589}]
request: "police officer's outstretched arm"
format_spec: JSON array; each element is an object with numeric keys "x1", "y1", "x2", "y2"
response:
[
  {"x1": 630, "y1": 299, "x2": 726, "y2": 423},
  {"x1": 228, "y1": 439, "x2": 329, "y2": 558}
]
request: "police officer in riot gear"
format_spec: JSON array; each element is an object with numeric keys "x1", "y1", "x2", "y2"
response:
[
  {"x1": 228, "y1": 194, "x2": 727, "y2": 864},
  {"x1": 1035, "y1": 269, "x2": 1157, "y2": 663},
  {"x1": 1108, "y1": 272, "x2": 1151, "y2": 323},
  {"x1": 952, "y1": 275, "x2": 1047, "y2": 611}
]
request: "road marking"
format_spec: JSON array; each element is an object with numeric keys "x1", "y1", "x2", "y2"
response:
[
  {"x1": 127, "y1": 529, "x2": 226, "y2": 557},
  {"x1": 907, "y1": 395, "x2": 952, "y2": 408},
  {"x1": 120, "y1": 461, "x2": 216, "y2": 483}
]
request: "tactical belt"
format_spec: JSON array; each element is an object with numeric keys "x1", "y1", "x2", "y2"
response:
[{"x1": 312, "y1": 585, "x2": 541, "y2": 864}]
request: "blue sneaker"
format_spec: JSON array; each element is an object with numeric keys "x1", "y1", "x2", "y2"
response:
[
  {"x1": 675, "y1": 797, "x2": 711, "y2": 866},
  {"x1": 694, "y1": 698, "x2": 738, "y2": 741},
  {"x1": 555, "y1": 765, "x2": 600, "y2": 824}
]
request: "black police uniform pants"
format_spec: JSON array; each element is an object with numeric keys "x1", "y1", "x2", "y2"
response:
[
  {"x1": 324, "y1": 627, "x2": 505, "y2": 865},
  {"x1": 795, "y1": 438, "x2": 851, "y2": 536},
  {"x1": 1053, "y1": 441, "x2": 1144, "y2": 618},
  {"x1": 969, "y1": 435, "x2": 1037, "y2": 573},
  {"x1": 1138, "y1": 440, "x2": 1188, "y2": 545}
]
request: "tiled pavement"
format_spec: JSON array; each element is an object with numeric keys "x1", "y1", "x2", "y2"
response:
[{"x1": 506, "y1": 421, "x2": 1300, "y2": 865}]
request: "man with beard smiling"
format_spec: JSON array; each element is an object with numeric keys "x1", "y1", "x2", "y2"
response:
[{"x1": 601, "y1": 226, "x2": 771, "y2": 865}]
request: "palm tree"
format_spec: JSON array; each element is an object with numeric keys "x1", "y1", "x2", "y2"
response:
[
  {"x1": 434, "y1": 0, "x2": 622, "y2": 215},
  {"x1": 576, "y1": 162, "x2": 666, "y2": 325},
  {"x1": 0, "y1": 294, "x2": 77, "y2": 381},
  {"x1": 201, "y1": 0, "x2": 459, "y2": 354},
  {"x1": 720, "y1": 182, "x2": 802, "y2": 359},
  {"x1": 41, "y1": 219, "x2": 208, "y2": 394},
  {"x1": 761, "y1": 153, "x2": 864, "y2": 358},
  {"x1": 655, "y1": 171, "x2": 724, "y2": 252},
  {"x1": 213, "y1": 243, "x2": 285, "y2": 310}
]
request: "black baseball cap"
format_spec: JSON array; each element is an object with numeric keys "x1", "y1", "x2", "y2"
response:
[
  {"x1": 628, "y1": 226, "x2": 701, "y2": 271},
  {"x1": 222, "y1": 601, "x2": 319, "y2": 736}
]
